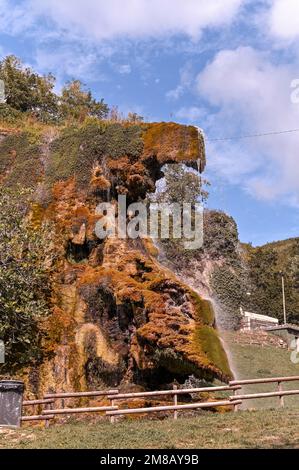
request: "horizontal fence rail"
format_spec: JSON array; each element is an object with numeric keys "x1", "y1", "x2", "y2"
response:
[
  {"x1": 105, "y1": 400, "x2": 242, "y2": 417},
  {"x1": 230, "y1": 376, "x2": 299, "y2": 386},
  {"x1": 107, "y1": 385, "x2": 241, "y2": 401},
  {"x1": 23, "y1": 399, "x2": 54, "y2": 407},
  {"x1": 44, "y1": 390, "x2": 119, "y2": 399},
  {"x1": 21, "y1": 398, "x2": 56, "y2": 425},
  {"x1": 230, "y1": 390, "x2": 299, "y2": 401},
  {"x1": 21, "y1": 415, "x2": 54, "y2": 422},
  {"x1": 42, "y1": 405, "x2": 118, "y2": 416}
]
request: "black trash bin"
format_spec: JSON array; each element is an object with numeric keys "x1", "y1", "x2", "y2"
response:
[{"x1": 0, "y1": 380, "x2": 24, "y2": 428}]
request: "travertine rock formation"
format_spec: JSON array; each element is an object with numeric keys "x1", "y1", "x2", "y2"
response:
[{"x1": 0, "y1": 121, "x2": 232, "y2": 395}]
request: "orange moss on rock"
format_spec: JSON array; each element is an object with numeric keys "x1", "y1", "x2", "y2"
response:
[
  {"x1": 76, "y1": 239, "x2": 232, "y2": 384},
  {"x1": 142, "y1": 122, "x2": 205, "y2": 169}
]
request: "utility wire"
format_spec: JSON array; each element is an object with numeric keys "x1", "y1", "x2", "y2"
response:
[{"x1": 206, "y1": 128, "x2": 299, "y2": 142}]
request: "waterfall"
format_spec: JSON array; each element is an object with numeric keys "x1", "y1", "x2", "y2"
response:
[
  {"x1": 195, "y1": 126, "x2": 205, "y2": 175},
  {"x1": 205, "y1": 297, "x2": 239, "y2": 380}
]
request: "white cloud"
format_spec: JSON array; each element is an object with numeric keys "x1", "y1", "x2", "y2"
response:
[
  {"x1": 0, "y1": 0, "x2": 244, "y2": 41},
  {"x1": 175, "y1": 106, "x2": 205, "y2": 122},
  {"x1": 118, "y1": 64, "x2": 131, "y2": 75},
  {"x1": 166, "y1": 62, "x2": 194, "y2": 100},
  {"x1": 0, "y1": 0, "x2": 35, "y2": 35},
  {"x1": 166, "y1": 85, "x2": 185, "y2": 101},
  {"x1": 196, "y1": 46, "x2": 299, "y2": 205},
  {"x1": 269, "y1": 0, "x2": 299, "y2": 41},
  {"x1": 34, "y1": 47, "x2": 105, "y2": 83}
]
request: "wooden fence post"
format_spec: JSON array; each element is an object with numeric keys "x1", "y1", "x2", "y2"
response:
[
  {"x1": 110, "y1": 398, "x2": 115, "y2": 424},
  {"x1": 233, "y1": 388, "x2": 239, "y2": 412},
  {"x1": 45, "y1": 400, "x2": 54, "y2": 428},
  {"x1": 173, "y1": 385, "x2": 178, "y2": 420},
  {"x1": 278, "y1": 382, "x2": 284, "y2": 408}
]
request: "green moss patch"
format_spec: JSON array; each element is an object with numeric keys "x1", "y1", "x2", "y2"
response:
[
  {"x1": 189, "y1": 291, "x2": 215, "y2": 326},
  {"x1": 194, "y1": 325, "x2": 232, "y2": 380}
]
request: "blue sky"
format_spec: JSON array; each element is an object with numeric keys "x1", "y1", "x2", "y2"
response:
[{"x1": 1, "y1": 0, "x2": 299, "y2": 245}]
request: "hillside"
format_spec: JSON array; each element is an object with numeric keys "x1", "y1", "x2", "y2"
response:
[
  {"x1": 158, "y1": 208, "x2": 299, "y2": 330},
  {"x1": 224, "y1": 330, "x2": 299, "y2": 409},
  {"x1": 242, "y1": 238, "x2": 299, "y2": 324}
]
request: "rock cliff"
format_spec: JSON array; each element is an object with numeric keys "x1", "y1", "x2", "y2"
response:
[{"x1": 0, "y1": 120, "x2": 232, "y2": 395}]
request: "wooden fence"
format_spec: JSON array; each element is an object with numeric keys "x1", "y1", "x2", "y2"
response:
[
  {"x1": 21, "y1": 390, "x2": 119, "y2": 425},
  {"x1": 229, "y1": 375, "x2": 299, "y2": 409},
  {"x1": 20, "y1": 375, "x2": 299, "y2": 425}
]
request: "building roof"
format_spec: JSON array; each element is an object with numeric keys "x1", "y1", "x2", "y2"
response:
[{"x1": 243, "y1": 311, "x2": 279, "y2": 324}]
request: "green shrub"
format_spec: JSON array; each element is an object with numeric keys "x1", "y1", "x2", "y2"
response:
[
  {"x1": 0, "y1": 132, "x2": 43, "y2": 188},
  {"x1": 0, "y1": 104, "x2": 23, "y2": 123},
  {"x1": 0, "y1": 187, "x2": 51, "y2": 372}
]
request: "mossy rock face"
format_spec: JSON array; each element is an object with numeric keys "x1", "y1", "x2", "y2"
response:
[
  {"x1": 190, "y1": 293, "x2": 215, "y2": 327},
  {"x1": 0, "y1": 120, "x2": 230, "y2": 394},
  {"x1": 0, "y1": 121, "x2": 205, "y2": 200},
  {"x1": 46, "y1": 123, "x2": 144, "y2": 189},
  {"x1": 142, "y1": 122, "x2": 205, "y2": 168},
  {"x1": 153, "y1": 348, "x2": 207, "y2": 378},
  {"x1": 193, "y1": 325, "x2": 232, "y2": 380}
]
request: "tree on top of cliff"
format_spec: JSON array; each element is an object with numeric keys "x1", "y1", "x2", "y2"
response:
[
  {"x1": 0, "y1": 55, "x2": 109, "y2": 124},
  {"x1": 60, "y1": 80, "x2": 109, "y2": 122},
  {"x1": 0, "y1": 55, "x2": 58, "y2": 121}
]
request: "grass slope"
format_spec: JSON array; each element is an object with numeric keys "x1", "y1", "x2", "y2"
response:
[{"x1": 224, "y1": 332, "x2": 299, "y2": 409}]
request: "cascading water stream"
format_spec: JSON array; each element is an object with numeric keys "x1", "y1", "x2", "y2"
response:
[{"x1": 202, "y1": 296, "x2": 239, "y2": 380}]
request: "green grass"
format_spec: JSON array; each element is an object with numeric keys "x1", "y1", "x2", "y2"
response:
[
  {"x1": 224, "y1": 332, "x2": 299, "y2": 409},
  {"x1": 0, "y1": 409, "x2": 298, "y2": 449},
  {"x1": 1, "y1": 331, "x2": 298, "y2": 449},
  {"x1": 1, "y1": 332, "x2": 298, "y2": 449}
]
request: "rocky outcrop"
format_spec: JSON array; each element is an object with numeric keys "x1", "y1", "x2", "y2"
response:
[{"x1": 0, "y1": 121, "x2": 232, "y2": 395}]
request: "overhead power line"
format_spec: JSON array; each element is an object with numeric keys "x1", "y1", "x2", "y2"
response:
[{"x1": 206, "y1": 128, "x2": 299, "y2": 142}]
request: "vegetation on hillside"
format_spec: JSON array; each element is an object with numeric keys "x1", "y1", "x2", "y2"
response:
[
  {"x1": 46, "y1": 121, "x2": 144, "y2": 190},
  {"x1": 0, "y1": 187, "x2": 52, "y2": 371},
  {"x1": 242, "y1": 239, "x2": 299, "y2": 324}
]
